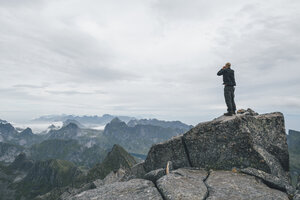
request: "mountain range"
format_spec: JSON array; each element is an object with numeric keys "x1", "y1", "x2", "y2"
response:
[
  {"x1": 0, "y1": 144, "x2": 136, "y2": 200},
  {"x1": 0, "y1": 116, "x2": 193, "y2": 167},
  {"x1": 32, "y1": 114, "x2": 136, "y2": 127}
]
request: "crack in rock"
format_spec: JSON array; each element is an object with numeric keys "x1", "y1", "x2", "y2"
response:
[{"x1": 203, "y1": 170, "x2": 211, "y2": 200}]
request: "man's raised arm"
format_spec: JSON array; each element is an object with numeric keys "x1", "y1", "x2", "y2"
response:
[{"x1": 217, "y1": 67, "x2": 226, "y2": 76}]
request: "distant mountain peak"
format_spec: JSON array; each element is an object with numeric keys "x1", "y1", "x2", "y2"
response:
[
  {"x1": 47, "y1": 122, "x2": 82, "y2": 140},
  {"x1": 127, "y1": 118, "x2": 193, "y2": 130},
  {"x1": 64, "y1": 122, "x2": 79, "y2": 129},
  {"x1": 88, "y1": 144, "x2": 136, "y2": 180},
  {"x1": 111, "y1": 144, "x2": 128, "y2": 155},
  {"x1": 20, "y1": 127, "x2": 34, "y2": 136},
  {"x1": 110, "y1": 117, "x2": 122, "y2": 124},
  {"x1": 32, "y1": 114, "x2": 135, "y2": 127},
  {"x1": 103, "y1": 114, "x2": 113, "y2": 117},
  {"x1": 63, "y1": 119, "x2": 85, "y2": 128},
  {"x1": 48, "y1": 124, "x2": 56, "y2": 129},
  {"x1": 0, "y1": 119, "x2": 8, "y2": 124},
  {"x1": 9, "y1": 152, "x2": 34, "y2": 171},
  {"x1": 0, "y1": 122, "x2": 17, "y2": 136}
]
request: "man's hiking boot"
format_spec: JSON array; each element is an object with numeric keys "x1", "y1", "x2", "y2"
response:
[{"x1": 224, "y1": 112, "x2": 233, "y2": 116}]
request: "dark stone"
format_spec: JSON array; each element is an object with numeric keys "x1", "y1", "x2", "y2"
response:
[
  {"x1": 183, "y1": 112, "x2": 289, "y2": 176},
  {"x1": 121, "y1": 162, "x2": 146, "y2": 181},
  {"x1": 144, "y1": 136, "x2": 190, "y2": 172},
  {"x1": 144, "y1": 168, "x2": 166, "y2": 183}
]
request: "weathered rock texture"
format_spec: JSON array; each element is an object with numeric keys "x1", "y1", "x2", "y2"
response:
[
  {"x1": 206, "y1": 170, "x2": 289, "y2": 200},
  {"x1": 121, "y1": 162, "x2": 146, "y2": 181},
  {"x1": 144, "y1": 136, "x2": 190, "y2": 172},
  {"x1": 144, "y1": 112, "x2": 289, "y2": 181},
  {"x1": 241, "y1": 167, "x2": 295, "y2": 195},
  {"x1": 67, "y1": 179, "x2": 163, "y2": 200},
  {"x1": 156, "y1": 168, "x2": 208, "y2": 200}
]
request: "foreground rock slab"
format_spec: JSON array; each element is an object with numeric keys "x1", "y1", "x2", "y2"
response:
[
  {"x1": 66, "y1": 179, "x2": 163, "y2": 200},
  {"x1": 156, "y1": 168, "x2": 208, "y2": 200},
  {"x1": 206, "y1": 171, "x2": 289, "y2": 200},
  {"x1": 241, "y1": 167, "x2": 295, "y2": 195}
]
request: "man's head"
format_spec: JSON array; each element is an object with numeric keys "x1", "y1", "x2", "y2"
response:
[{"x1": 225, "y1": 62, "x2": 231, "y2": 68}]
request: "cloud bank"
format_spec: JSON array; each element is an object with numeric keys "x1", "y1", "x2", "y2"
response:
[{"x1": 0, "y1": 0, "x2": 299, "y2": 130}]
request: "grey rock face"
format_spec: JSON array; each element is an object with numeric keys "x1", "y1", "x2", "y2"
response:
[
  {"x1": 156, "y1": 168, "x2": 208, "y2": 200},
  {"x1": 121, "y1": 162, "x2": 146, "y2": 181},
  {"x1": 144, "y1": 168, "x2": 166, "y2": 183},
  {"x1": 241, "y1": 167, "x2": 295, "y2": 195},
  {"x1": 144, "y1": 112, "x2": 289, "y2": 180},
  {"x1": 68, "y1": 179, "x2": 163, "y2": 200},
  {"x1": 144, "y1": 136, "x2": 190, "y2": 172},
  {"x1": 206, "y1": 170, "x2": 289, "y2": 200},
  {"x1": 184, "y1": 112, "x2": 288, "y2": 173},
  {"x1": 101, "y1": 168, "x2": 126, "y2": 185}
]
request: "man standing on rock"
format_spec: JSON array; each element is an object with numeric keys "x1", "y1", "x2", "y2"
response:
[{"x1": 217, "y1": 62, "x2": 236, "y2": 116}]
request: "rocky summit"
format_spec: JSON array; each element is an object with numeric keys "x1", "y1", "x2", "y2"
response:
[
  {"x1": 63, "y1": 110, "x2": 298, "y2": 200},
  {"x1": 144, "y1": 111, "x2": 289, "y2": 177}
]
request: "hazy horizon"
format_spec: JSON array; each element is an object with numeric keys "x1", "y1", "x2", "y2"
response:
[
  {"x1": 1, "y1": 1, "x2": 299, "y2": 131},
  {"x1": 2, "y1": 111, "x2": 299, "y2": 134}
]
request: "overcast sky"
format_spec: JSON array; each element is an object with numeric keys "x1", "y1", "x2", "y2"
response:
[{"x1": 0, "y1": 0, "x2": 299, "y2": 130}]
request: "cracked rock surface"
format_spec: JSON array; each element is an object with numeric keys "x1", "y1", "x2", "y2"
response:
[
  {"x1": 206, "y1": 170, "x2": 289, "y2": 200},
  {"x1": 156, "y1": 168, "x2": 208, "y2": 200},
  {"x1": 66, "y1": 179, "x2": 163, "y2": 200}
]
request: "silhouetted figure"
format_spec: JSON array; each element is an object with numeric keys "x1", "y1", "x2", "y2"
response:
[{"x1": 217, "y1": 62, "x2": 236, "y2": 116}]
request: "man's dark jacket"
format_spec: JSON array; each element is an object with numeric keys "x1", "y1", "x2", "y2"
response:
[{"x1": 217, "y1": 68, "x2": 236, "y2": 86}]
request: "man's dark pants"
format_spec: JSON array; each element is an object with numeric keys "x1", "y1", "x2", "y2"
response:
[{"x1": 224, "y1": 86, "x2": 236, "y2": 113}]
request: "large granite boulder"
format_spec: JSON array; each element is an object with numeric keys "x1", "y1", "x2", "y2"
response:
[
  {"x1": 66, "y1": 179, "x2": 163, "y2": 200},
  {"x1": 144, "y1": 111, "x2": 289, "y2": 181}
]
